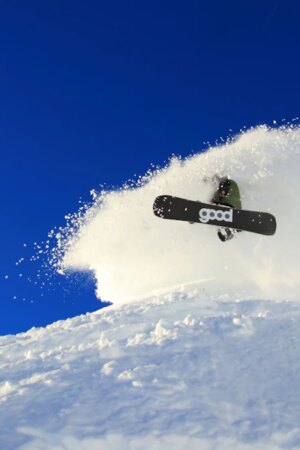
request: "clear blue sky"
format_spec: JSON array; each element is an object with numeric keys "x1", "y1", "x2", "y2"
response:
[{"x1": 1, "y1": 0, "x2": 299, "y2": 335}]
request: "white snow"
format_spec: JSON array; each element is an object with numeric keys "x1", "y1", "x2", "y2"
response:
[
  {"x1": 62, "y1": 125, "x2": 300, "y2": 303},
  {"x1": 1, "y1": 289, "x2": 300, "y2": 449},
  {"x1": 1, "y1": 125, "x2": 300, "y2": 449}
]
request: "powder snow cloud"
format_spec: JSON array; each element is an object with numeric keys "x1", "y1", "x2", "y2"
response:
[{"x1": 61, "y1": 125, "x2": 300, "y2": 303}]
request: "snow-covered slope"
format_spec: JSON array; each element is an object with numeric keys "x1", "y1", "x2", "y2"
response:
[
  {"x1": 1, "y1": 289, "x2": 300, "y2": 450},
  {"x1": 2, "y1": 125, "x2": 300, "y2": 449}
]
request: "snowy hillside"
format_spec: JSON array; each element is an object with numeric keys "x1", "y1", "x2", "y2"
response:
[
  {"x1": 1, "y1": 289, "x2": 300, "y2": 450},
  {"x1": 1, "y1": 125, "x2": 300, "y2": 449}
]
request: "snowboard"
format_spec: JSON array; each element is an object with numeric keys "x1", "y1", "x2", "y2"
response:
[{"x1": 153, "y1": 195, "x2": 276, "y2": 236}]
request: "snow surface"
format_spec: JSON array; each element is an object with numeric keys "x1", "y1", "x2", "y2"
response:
[
  {"x1": 1, "y1": 125, "x2": 300, "y2": 449},
  {"x1": 1, "y1": 289, "x2": 300, "y2": 449}
]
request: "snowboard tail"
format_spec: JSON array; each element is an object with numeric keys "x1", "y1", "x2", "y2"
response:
[{"x1": 153, "y1": 195, "x2": 276, "y2": 236}]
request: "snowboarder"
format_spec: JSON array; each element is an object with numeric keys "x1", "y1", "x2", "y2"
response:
[{"x1": 212, "y1": 177, "x2": 242, "y2": 242}]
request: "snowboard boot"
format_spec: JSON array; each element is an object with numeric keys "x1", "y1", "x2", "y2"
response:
[{"x1": 218, "y1": 227, "x2": 236, "y2": 242}]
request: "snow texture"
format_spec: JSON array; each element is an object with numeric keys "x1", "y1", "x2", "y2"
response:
[
  {"x1": 1, "y1": 289, "x2": 300, "y2": 449},
  {"x1": 1, "y1": 126, "x2": 300, "y2": 449}
]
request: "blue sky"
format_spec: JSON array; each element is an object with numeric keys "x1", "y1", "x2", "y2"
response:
[{"x1": 1, "y1": 0, "x2": 299, "y2": 335}]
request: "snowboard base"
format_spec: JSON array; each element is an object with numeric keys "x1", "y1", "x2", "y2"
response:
[{"x1": 153, "y1": 195, "x2": 276, "y2": 236}]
